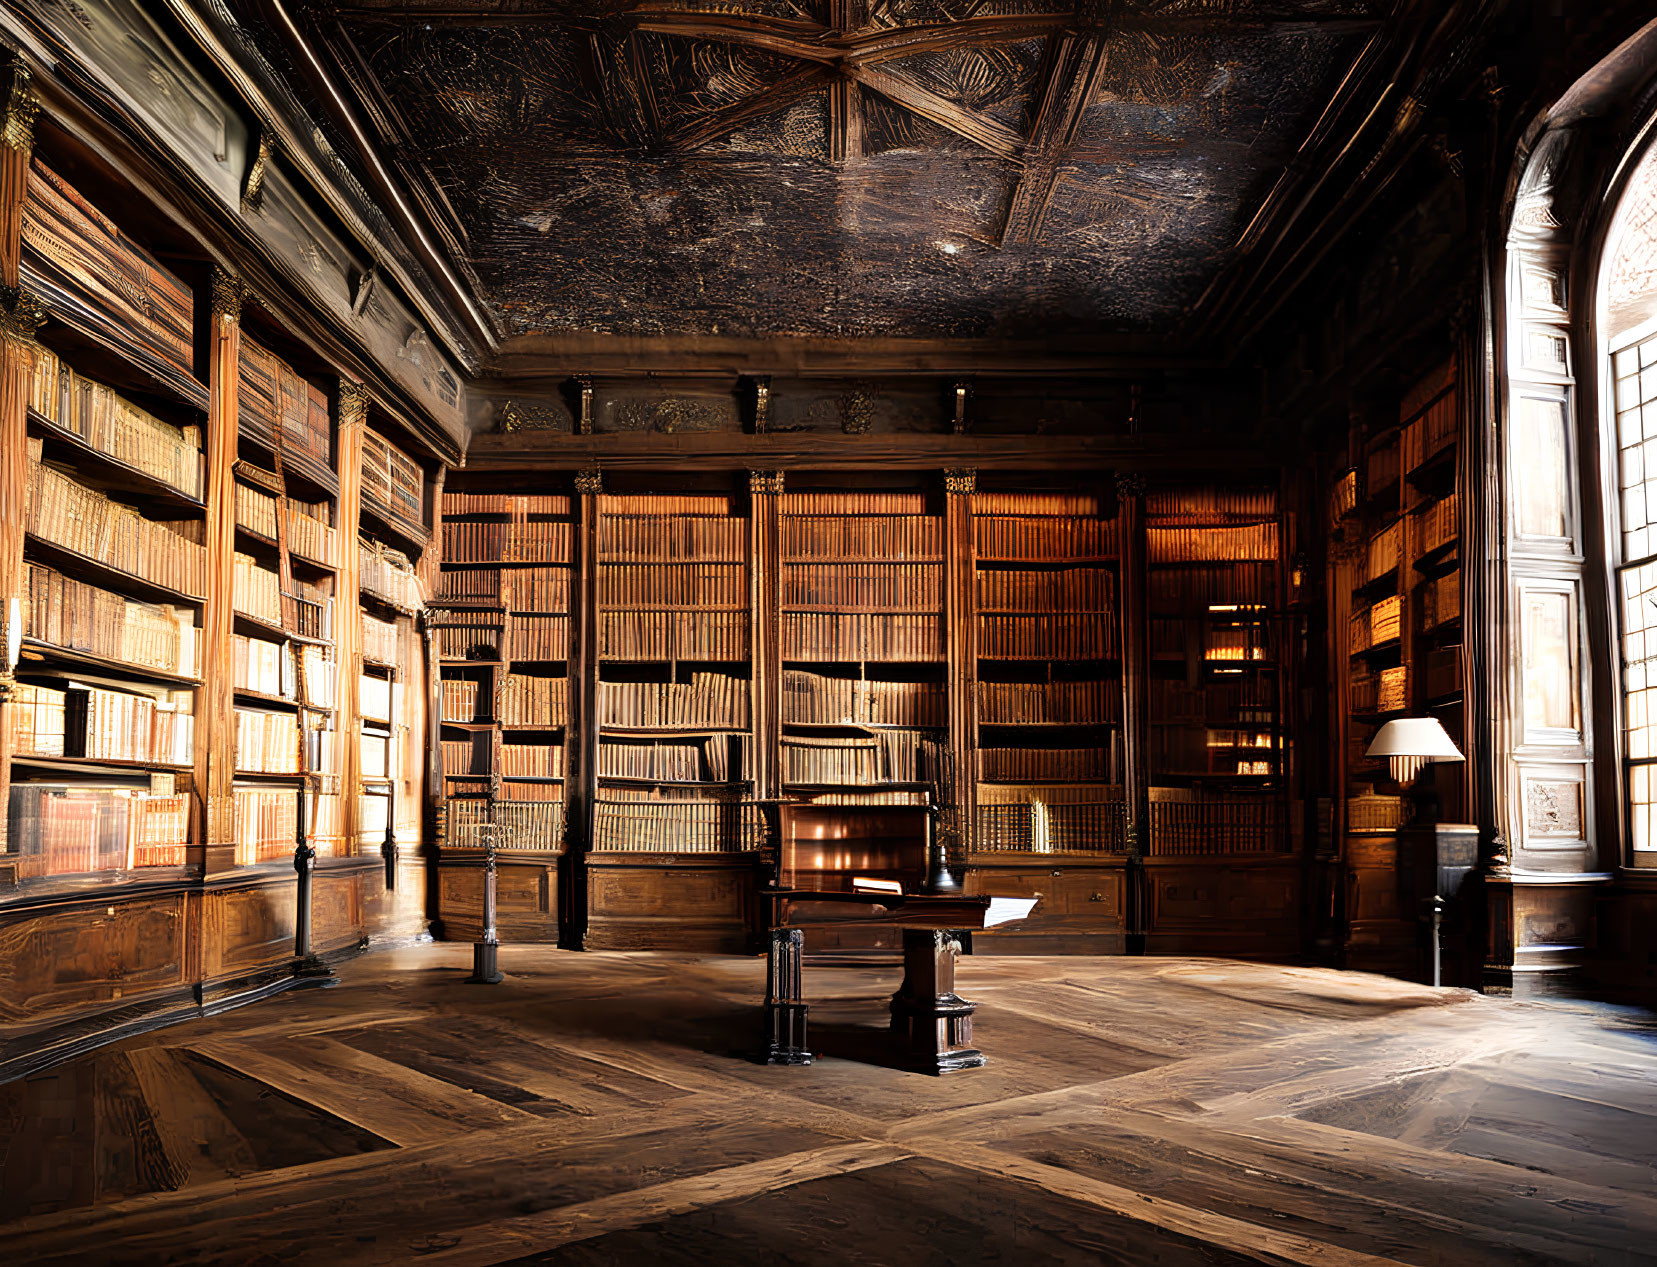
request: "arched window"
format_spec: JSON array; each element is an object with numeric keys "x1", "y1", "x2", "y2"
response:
[{"x1": 1603, "y1": 138, "x2": 1657, "y2": 862}]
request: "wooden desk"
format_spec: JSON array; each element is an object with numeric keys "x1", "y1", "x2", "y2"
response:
[{"x1": 760, "y1": 889, "x2": 995, "y2": 1074}]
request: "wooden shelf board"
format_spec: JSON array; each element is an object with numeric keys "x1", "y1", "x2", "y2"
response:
[
  {"x1": 11, "y1": 754, "x2": 192, "y2": 776},
  {"x1": 236, "y1": 427, "x2": 339, "y2": 498},
  {"x1": 601, "y1": 725, "x2": 746, "y2": 736},
  {"x1": 19, "y1": 639, "x2": 200, "y2": 688},
  {"x1": 24, "y1": 534, "x2": 204, "y2": 607},
  {"x1": 782, "y1": 556, "x2": 944, "y2": 564},
  {"x1": 28, "y1": 411, "x2": 205, "y2": 512},
  {"x1": 359, "y1": 500, "x2": 429, "y2": 550}
]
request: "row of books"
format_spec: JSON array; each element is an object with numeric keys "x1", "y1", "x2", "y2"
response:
[
  {"x1": 978, "y1": 680, "x2": 1120, "y2": 725},
  {"x1": 1366, "y1": 519, "x2": 1404, "y2": 582},
  {"x1": 443, "y1": 492, "x2": 570, "y2": 517},
  {"x1": 361, "y1": 427, "x2": 424, "y2": 528},
  {"x1": 1203, "y1": 626, "x2": 1271, "y2": 663},
  {"x1": 979, "y1": 614, "x2": 1118, "y2": 660},
  {"x1": 29, "y1": 346, "x2": 203, "y2": 498},
  {"x1": 601, "y1": 611, "x2": 746, "y2": 661},
  {"x1": 786, "y1": 563, "x2": 941, "y2": 610},
  {"x1": 599, "y1": 674, "x2": 748, "y2": 728},
  {"x1": 448, "y1": 799, "x2": 563, "y2": 850},
  {"x1": 1401, "y1": 385, "x2": 1457, "y2": 472},
  {"x1": 1147, "y1": 679, "x2": 1274, "y2": 725},
  {"x1": 233, "y1": 552, "x2": 282, "y2": 626},
  {"x1": 598, "y1": 737, "x2": 717, "y2": 782},
  {"x1": 781, "y1": 671, "x2": 945, "y2": 726},
  {"x1": 597, "y1": 516, "x2": 743, "y2": 562},
  {"x1": 1147, "y1": 564, "x2": 1275, "y2": 612},
  {"x1": 1417, "y1": 497, "x2": 1458, "y2": 557},
  {"x1": 782, "y1": 731, "x2": 929, "y2": 785},
  {"x1": 363, "y1": 612, "x2": 401, "y2": 668},
  {"x1": 601, "y1": 563, "x2": 746, "y2": 609},
  {"x1": 602, "y1": 495, "x2": 736, "y2": 515},
  {"x1": 979, "y1": 745, "x2": 1118, "y2": 783},
  {"x1": 975, "y1": 800, "x2": 1127, "y2": 854},
  {"x1": 510, "y1": 614, "x2": 569, "y2": 661},
  {"x1": 977, "y1": 780, "x2": 1124, "y2": 805},
  {"x1": 972, "y1": 492, "x2": 1104, "y2": 517},
  {"x1": 11, "y1": 680, "x2": 193, "y2": 765},
  {"x1": 27, "y1": 160, "x2": 196, "y2": 382},
  {"x1": 360, "y1": 725, "x2": 392, "y2": 777},
  {"x1": 232, "y1": 785, "x2": 299, "y2": 866},
  {"x1": 781, "y1": 515, "x2": 940, "y2": 559},
  {"x1": 1350, "y1": 663, "x2": 1408, "y2": 714},
  {"x1": 6, "y1": 784, "x2": 188, "y2": 872},
  {"x1": 505, "y1": 743, "x2": 564, "y2": 778},
  {"x1": 783, "y1": 612, "x2": 941, "y2": 661},
  {"x1": 24, "y1": 561, "x2": 199, "y2": 678},
  {"x1": 235, "y1": 710, "x2": 304, "y2": 774},
  {"x1": 1146, "y1": 794, "x2": 1284, "y2": 855},
  {"x1": 1149, "y1": 727, "x2": 1276, "y2": 776},
  {"x1": 1420, "y1": 570, "x2": 1461, "y2": 631},
  {"x1": 27, "y1": 458, "x2": 207, "y2": 598},
  {"x1": 235, "y1": 482, "x2": 338, "y2": 567},
  {"x1": 437, "y1": 566, "x2": 569, "y2": 611},
  {"x1": 972, "y1": 517, "x2": 1117, "y2": 559},
  {"x1": 977, "y1": 567, "x2": 1115, "y2": 611},
  {"x1": 504, "y1": 672, "x2": 568, "y2": 727},
  {"x1": 239, "y1": 336, "x2": 331, "y2": 474},
  {"x1": 1368, "y1": 437, "x2": 1400, "y2": 496},
  {"x1": 1146, "y1": 523, "x2": 1277, "y2": 563},
  {"x1": 1350, "y1": 594, "x2": 1404, "y2": 652},
  {"x1": 360, "y1": 538, "x2": 422, "y2": 611},
  {"x1": 591, "y1": 798, "x2": 765, "y2": 853},
  {"x1": 443, "y1": 519, "x2": 571, "y2": 564},
  {"x1": 780, "y1": 493, "x2": 927, "y2": 516},
  {"x1": 435, "y1": 614, "x2": 571, "y2": 662},
  {"x1": 1146, "y1": 487, "x2": 1278, "y2": 525}
]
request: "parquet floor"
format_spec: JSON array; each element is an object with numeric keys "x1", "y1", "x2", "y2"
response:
[{"x1": 2, "y1": 946, "x2": 1655, "y2": 1265}]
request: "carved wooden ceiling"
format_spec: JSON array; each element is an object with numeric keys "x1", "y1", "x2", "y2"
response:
[{"x1": 255, "y1": 1, "x2": 1388, "y2": 347}]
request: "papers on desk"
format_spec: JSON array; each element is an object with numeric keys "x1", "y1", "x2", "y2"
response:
[
  {"x1": 849, "y1": 877, "x2": 904, "y2": 896},
  {"x1": 983, "y1": 896, "x2": 1039, "y2": 928}
]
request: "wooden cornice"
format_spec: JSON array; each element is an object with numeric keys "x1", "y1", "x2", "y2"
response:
[{"x1": 463, "y1": 430, "x2": 1286, "y2": 473}]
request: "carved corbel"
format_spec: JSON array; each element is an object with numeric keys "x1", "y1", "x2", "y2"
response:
[
  {"x1": 950, "y1": 381, "x2": 970, "y2": 434},
  {"x1": 942, "y1": 467, "x2": 976, "y2": 496},
  {"x1": 1113, "y1": 471, "x2": 1146, "y2": 501},
  {"x1": 572, "y1": 376, "x2": 595, "y2": 435},
  {"x1": 574, "y1": 465, "x2": 603, "y2": 496},
  {"x1": 750, "y1": 375, "x2": 772, "y2": 434},
  {"x1": 242, "y1": 123, "x2": 274, "y2": 213},
  {"x1": 748, "y1": 469, "x2": 784, "y2": 495}
]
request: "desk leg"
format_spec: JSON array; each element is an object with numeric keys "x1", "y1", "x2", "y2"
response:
[
  {"x1": 762, "y1": 928, "x2": 812, "y2": 1066},
  {"x1": 890, "y1": 929, "x2": 985, "y2": 1074}
]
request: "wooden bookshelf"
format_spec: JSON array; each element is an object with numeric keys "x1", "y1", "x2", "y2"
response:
[{"x1": 1334, "y1": 361, "x2": 1464, "y2": 977}]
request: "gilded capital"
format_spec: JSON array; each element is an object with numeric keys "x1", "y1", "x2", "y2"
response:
[
  {"x1": 1114, "y1": 471, "x2": 1146, "y2": 500},
  {"x1": 210, "y1": 267, "x2": 249, "y2": 326},
  {"x1": 338, "y1": 380, "x2": 370, "y2": 430},
  {"x1": 943, "y1": 467, "x2": 976, "y2": 495},
  {"x1": 748, "y1": 469, "x2": 784, "y2": 495},
  {"x1": 0, "y1": 286, "x2": 46, "y2": 342},
  {"x1": 574, "y1": 465, "x2": 603, "y2": 496},
  {"x1": 1, "y1": 60, "x2": 37, "y2": 153}
]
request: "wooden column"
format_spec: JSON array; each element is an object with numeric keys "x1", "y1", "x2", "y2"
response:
[
  {"x1": 1116, "y1": 472, "x2": 1149, "y2": 946},
  {"x1": 197, "y1": 269, "x2": 246, "y2": 875},
  {"x1": 566, "y1": 465, "x2": 602, "y2": 946},
  {"x1": 943, "y1": 467, "x2": 977, "y2": 860},
  {"x1": 0, "y1": 63, "x2": 38, "y2": 856},
  {"x1": 748, "y1": 470, "x2": 783, "y2": 804},
  {"x1": 335, "y1": 382, "x2": 367, "y2": 855}
]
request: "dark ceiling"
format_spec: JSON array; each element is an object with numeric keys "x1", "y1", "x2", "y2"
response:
[{"x1": 254, "y1": 1, "x2": 1386, "y2": 347}]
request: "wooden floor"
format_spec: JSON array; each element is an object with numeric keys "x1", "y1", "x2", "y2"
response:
[{"x1": 1, "y1": 947, "x2": 1655, "y2": 1265}]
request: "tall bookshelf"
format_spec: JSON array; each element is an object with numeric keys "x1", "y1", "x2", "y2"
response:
[
  {"x1": 972, "y1": 489, "x2": 1125, "y2": 856},
  {"x1": 230, "y1": 333, "x2": 339, "y2": 866},
  {"x1": 432, "y1": 489, "x2": 573, "y2": 940},
  {"x1": 1337, "y1": 361, "x2": 1464, "y2": 975},
  {"x1": 7, "y1": 157, "x2": 207, "y2": 882}
]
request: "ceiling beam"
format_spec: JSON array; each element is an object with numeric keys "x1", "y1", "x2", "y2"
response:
[
  {"x1": 631, "y1": 11, "x2": 839, "y2": 61},
  {"x1": 846, "y1": 15, "x2": 1071, "y2": 63},
  {"x1": 847, "y1": 64, "x2": 1026, "y2": 162},
  {"x1": 828, "y1": 0, "x2": 867, "y2": 165},
  {"x1": 584, "y1": 28, "x2": 663, "y2": 151},
  {"x1": 998, "y1": 29, "x2": 1110, "y2": 246}
]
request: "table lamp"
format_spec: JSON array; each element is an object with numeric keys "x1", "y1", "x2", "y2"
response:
[{"x1": 1367, "y1": 717, "x2": 1464, "y2": 821}]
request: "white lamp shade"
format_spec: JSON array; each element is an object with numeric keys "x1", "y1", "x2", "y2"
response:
[{"x1": 1365, "y1": 717, "x2": 1465, "y2": 763}]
